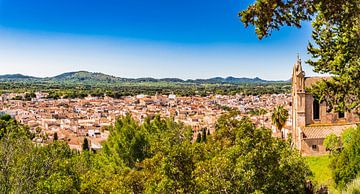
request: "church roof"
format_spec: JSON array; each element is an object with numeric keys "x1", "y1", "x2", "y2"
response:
[
  {"x1": 304, "y1": 77, "x2": 331, "y2": 88},
  {"x1": 301, "y1": 124, "x2": 356, "y2": 139}
]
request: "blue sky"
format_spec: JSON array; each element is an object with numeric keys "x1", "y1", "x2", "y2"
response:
[{"x1": 0, "y1": 0, "x2": 317, "y2": 80}]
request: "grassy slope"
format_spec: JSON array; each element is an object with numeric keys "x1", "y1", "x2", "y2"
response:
[{"x1": 304, "y1": 155, "x2": 339, "y2": 193}]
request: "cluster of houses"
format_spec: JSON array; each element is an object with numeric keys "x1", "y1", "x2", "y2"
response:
[
  {"x1": 0, "y1": 92, "x2": 291, "y2": 151},
  {"x1": 2, "y1": 58, "x2": 358, "y2": 157}
]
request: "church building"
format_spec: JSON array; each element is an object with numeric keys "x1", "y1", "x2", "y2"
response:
[{"x1": 291, "y1": 57, "x2": 359, "y2": 156}]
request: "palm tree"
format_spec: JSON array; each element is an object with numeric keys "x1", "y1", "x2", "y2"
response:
[{"x1": 271, "y1": 105, "x2": 289, "y2": 139}]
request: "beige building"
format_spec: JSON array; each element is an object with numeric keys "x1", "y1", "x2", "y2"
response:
[{"x1": 291, "y1": 57, "x2": 359, "y2": 156}]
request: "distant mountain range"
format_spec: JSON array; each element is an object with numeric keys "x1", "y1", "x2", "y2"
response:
[{"x1": 0, "y1": 71, "x2": 288, "y2": 84}]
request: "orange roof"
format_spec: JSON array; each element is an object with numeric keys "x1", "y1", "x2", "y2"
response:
[
  {"x1": 304, "y1": 77, "x2": 331, "y2": 88},
  {"x1": 68, "y1": 137, "x2": 82, "y2": 145},
  {"x1": 301, "y1": 124, "x2": 356, "y2": 139}
]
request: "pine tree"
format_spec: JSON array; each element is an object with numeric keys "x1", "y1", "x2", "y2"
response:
[
  {"x1": 82, "y1": 137, "x2": 89, "y2": 151},
  {"x1": 196, "y1": 133, "x2": 202, "y2": 143},
  {"x1": 53, "y1": 132, "x2": 58, "y2": 141},
  {"x1": 202, "y1": 128, "x2": 207, "y2": 142}
]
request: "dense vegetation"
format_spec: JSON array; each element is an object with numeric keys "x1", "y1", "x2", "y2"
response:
[
  {"x1": 240, "y1": 1, "x2": 360, "y2": 191},
  {"x1": 324, "y1": 126, "x2": 360, "y2": 190},
  {"x1": 0, "y1": 71, "x2": 275, "y2": 84},
  {"x1": 0, "y1": 112, "x2": 311, "y2": 193},
  {"x1": 0, "y1": 81, "x2": 291, "y2": 98}
]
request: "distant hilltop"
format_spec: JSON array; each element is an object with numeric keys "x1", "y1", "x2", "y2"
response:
[{"x1": 0, "y1": 71, "x2": 289, "y2": 84}]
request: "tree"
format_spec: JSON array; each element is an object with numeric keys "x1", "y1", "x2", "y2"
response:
[
  {"x1": 343, "y1": 177, "x2": 360, "y2": 194},
  {"x1": 271, "y1": 105, "x2": 289, "y2": 138},
  {"x1": 330, "y1": 125, "x2": 360, "y2": 189},
  {"x1": 82, "y1": 138, "x2": 89, "y2": 151},
  {"x1": 102, "y1": 114, "x2": 149, "y2": 168},
  {"x1": 0, "y1": 119, "x2": 79, "y2": 193},
  {"x1": 193, "y1": 113, "x2": 311, "y2": 193},
  {"x1": 0, "y1": 112, "x2": 313, "y2": 193},
  {"x1": 196, "y1": 133, "x2": 202, "y2": 143},
  {"x1": 201, "y1": 128, "x2": 207, "y2": 142},
  {"x1": 323, "y1": 133, "x2": 341, "y2": 153},
  {"x1": 53, "y1": 132, "x2": 58, "y2": 141},
  {"x1": 239, "y1": 0, "x2": 360, "y2": 113},
  {"x1": 0, "y1": 114, "x2": 12, "y2": 122},
  {"x1": 0, "y1": 124, "x2": 32, "y2": 193}
]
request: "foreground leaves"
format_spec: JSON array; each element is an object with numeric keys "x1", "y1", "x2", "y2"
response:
[{"x1": 0, "y1": 114, "x2": 311, "y2": 193}]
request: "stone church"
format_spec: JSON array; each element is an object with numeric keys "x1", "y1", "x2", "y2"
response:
[{"x1": 291, "y1": 57, "x2": 359, "y2": 156}]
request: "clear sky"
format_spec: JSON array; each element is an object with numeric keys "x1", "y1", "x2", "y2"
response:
[{"x1": 0, "y1": 0, "x2": 318, "y2": 80}]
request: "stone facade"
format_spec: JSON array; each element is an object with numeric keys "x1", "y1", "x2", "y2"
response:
[{"x1": 291, "y1": 57, "x2": 359, "y2": 156}]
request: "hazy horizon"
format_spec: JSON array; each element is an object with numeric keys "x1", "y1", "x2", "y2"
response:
[{"x1": 0, "y1": 69, "x2": 291, "y2": 81}]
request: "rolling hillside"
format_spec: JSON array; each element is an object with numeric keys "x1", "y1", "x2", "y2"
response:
[{"x1": 0, "y1": 71, "x2": 286, "y2": 84}]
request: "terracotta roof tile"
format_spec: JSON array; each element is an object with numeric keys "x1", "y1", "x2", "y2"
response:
[
  {"x1": 304, "y1": 77, "x2": 331, "y2": 88},
  {"x1": 302, "y1": 124, "x2": 356, "y2": 139}
]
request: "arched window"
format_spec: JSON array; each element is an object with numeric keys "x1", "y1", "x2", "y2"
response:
[{"x1": 313, "y1": 99, "x2": 320, "y2": 120}]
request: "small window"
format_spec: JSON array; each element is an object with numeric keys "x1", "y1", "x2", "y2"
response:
[
  {"x1": 313, "y1": 100, "x2": 320, "y2": 120},
  {"x1": 338, "y1": 111, "x2": 345, "y2": 118},
  {"x1": 312, "y1": 145, "x2": 317, "y2": 150}
]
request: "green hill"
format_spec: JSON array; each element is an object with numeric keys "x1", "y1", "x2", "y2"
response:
[{"x1": 0, "y1": 71, "x2": 288, "y2": 85}]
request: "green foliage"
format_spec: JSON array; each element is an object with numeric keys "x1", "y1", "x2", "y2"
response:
[
  {"x1": 102, "y1": 114, "x2": 150, "y2": 168},
  {"x1": 330, "y1": 126, "x2": 360, "y2": 189},
  {"x1": 0, "y1": 113, "x2": 311, "y2": 193},
  {"x1": 324, "y1": 133, "x2": 341, "y2": 153},
  {"x1": 0, "y1": 81, "x2": 291, "y2": 99},
  {"x1": 24, "y1": 92, "x2": 35, "y2": 101},
  {"x1": 271, "y1": 105, "x2": 288, "y2": 132},
  {"x1": 343, "y1": 177, "x2": 360, "y2": 194},
  {"x1": 201, "y1": 128, "x2": 207, "y2": 142},
  {"x1": 53, "y1": 132, "x2": 58, "y2": 141},
  {"x1": 239, "y1": 0, "x2": 314, "y2": 39},
  {"x1": 0, "y1": 119, "x2": 34, "y2": 140},
  {"x1": 0, "y1": 114, "x2": 12, "y2": 122},
  {"x1": 24, "y1": 142, "x2": 79, "y2": 193},
  {"x1": 239, "y1": 0, "x2": 360, "y2": 113},
  {"x1": 0, "y1": 120, "x2": 79, "y2": 193},
  {"x1": 0, "y1": 124, "x2": 33, "y2": 193},
  {"x1": 195, "y1": 113, "x2": 311, "y2": 193},
  {"x1": 196, "y1": 132, "x2": 202, "y2": 143},
  {"x1": 82, "y1": 138, "x2": 89, "y2": 151}
]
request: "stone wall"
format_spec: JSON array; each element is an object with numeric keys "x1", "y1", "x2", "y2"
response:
[{"x1": 305, "y1": 94, "x2": 359, "y2": 125}]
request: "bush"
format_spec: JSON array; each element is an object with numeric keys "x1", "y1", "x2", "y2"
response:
[
  {"x1": 343, "y1": 177, "x2": 360, "y2": 194},
  {"x1": 330, "y1": 125, "x2": 360, "y2": 189}
]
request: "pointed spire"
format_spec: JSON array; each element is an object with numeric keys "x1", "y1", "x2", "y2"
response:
[
  {"x1": 296, "y1": 53, "x2": 302, "y2": 72},
  {"x1": 297, "y1": 53, "x2": 301, "y2": 65}
]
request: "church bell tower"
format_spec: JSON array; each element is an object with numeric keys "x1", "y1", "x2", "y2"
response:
[{"x1": 291, "y1": 55, "x2": 306, "y2": 150}]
